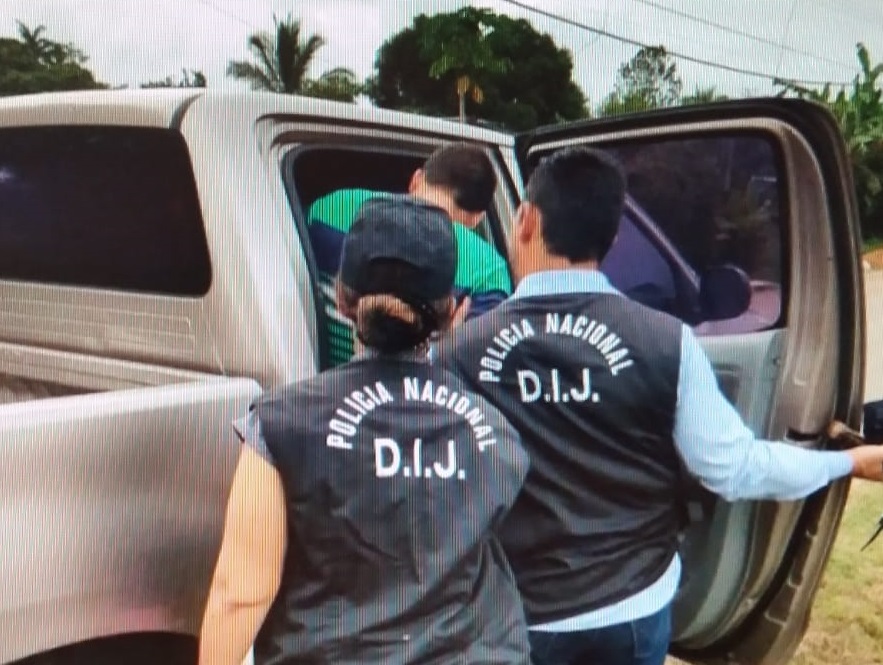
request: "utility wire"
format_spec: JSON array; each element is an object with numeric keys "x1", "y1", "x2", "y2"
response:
[
  {"x1": 497, "y1": 0, "x2": 851, "y2": 86},
  {"x1": 631, "y1": 0, "x2": 854, "y2": 72},
  {"x1": 571, "y1": 0, "x2": 609, "y2": 56},
  {"x1": 773, "y1": 0, "x2": 801, "y2": 79},
  {"x1": 193, "y1": 0, "x2": 260, "y2": 30}
]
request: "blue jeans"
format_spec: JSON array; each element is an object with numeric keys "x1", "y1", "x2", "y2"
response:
[{"x1": 528, "y1": 604, "x2": 672, "y2": 665}]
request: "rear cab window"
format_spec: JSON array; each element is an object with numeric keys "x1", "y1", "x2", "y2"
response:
[{"x1": 0, "y1": 125, "x2": 212, "y2": 295}]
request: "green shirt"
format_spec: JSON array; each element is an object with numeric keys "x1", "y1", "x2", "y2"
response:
[{"x1": 306, "y1": 188, "x2": 512, "y2": 367}]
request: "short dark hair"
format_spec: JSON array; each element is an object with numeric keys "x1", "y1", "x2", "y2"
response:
[
  {"x1": 422, "y1": 143, "x2": 497, "y2": 213},
  {"x1": 526, "y1": 146, "x2": 626, "y2": 262}
]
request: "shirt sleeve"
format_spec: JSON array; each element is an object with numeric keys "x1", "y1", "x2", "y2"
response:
[
  {"x1": 463, "y1": 255, "x2": 511, "y2": 319},
  {"x1": 467, "y1": 289, "x2": 509, "y2": 319},
  {"x1": 673, "y1": 325, "x2": 853, "y2": 502},
  {"x1": 232, "y1": 409, "x2": 277, "y2": 467},
  {"x1": 454, "y1": 226, "x2": 513, "y2": 319}
]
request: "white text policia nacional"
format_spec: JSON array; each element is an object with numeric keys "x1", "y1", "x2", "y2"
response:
[
  {"x1": 325, "y1": 377, "x2": 499, "y2": 481},
  {"x1": 477, "y1": 313, "x2": 635, "y2": 384}
]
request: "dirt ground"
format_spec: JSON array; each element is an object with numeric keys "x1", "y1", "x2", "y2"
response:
[{"x1": 864, "y1": 247, "x2": 883, "y2": 269}]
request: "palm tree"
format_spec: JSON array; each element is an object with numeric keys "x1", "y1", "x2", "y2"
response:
[
  {"x1": 227, "y1": 13, "x2": 324, "y2": 94},
  {"x1": 421, "y1": 8, "x2": 510, "y2": 122},
  {"x1": 15, "y1": 21, "x2": 86, "y2": 65},
  {"x1": 227, "y1": 14, "x2": 362, "y2": 102}
]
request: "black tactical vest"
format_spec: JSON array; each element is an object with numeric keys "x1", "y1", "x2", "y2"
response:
[
  {"x1": 252, "y1": 355, "x2": 531, "y2": 664},
  {"x1": 438, "y1": 292, "x2": 683, "y2": 625}
]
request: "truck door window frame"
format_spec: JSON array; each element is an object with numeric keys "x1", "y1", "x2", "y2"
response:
[
  {"x1": 520, "y1": 129, "x2": 791, "y2": 333},
  {"x1": 278, "y1": 137, "x2": 515, "y2": 371}
]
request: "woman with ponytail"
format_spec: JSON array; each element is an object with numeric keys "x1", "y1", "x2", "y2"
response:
[{"x1": 200, "y1": 196, "x2": 530, "y2": 665}]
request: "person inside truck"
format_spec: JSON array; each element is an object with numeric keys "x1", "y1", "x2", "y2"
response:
[
  {"x1": 306, "y1": 142, "x2": 512, "y2": 367},
  {"x1": 198, "y1": 195, "x2": 531, "y2": 665}
]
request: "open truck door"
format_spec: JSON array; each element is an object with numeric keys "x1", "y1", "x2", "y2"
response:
[{"x1": 515, "y1": 99, "x2": 866, "y2": 665}]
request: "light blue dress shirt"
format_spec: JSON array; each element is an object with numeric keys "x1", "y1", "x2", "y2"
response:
[{"x1": 506, "y1": 270, "x2": 853, "y2": 632}]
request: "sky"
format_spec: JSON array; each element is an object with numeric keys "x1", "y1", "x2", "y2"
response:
[{"x1": 2, "y1": 0, "x2": 882, "y2": 108}]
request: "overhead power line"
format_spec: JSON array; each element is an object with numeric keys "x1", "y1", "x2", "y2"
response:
[
  {"x1": 193, "y1": 0, "x2": 259, "y2": 30},
  {"x1": 497, "y1": 0, "x2": 851, "y2": 87},
  {"x1": 631, "y1": 0, "x2": 854, "y2": 72},
  {"x1": 773, "y1": 0, "x2": 801, "y2": 78}
]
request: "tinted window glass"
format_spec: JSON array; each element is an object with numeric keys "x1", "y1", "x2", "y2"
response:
[
  {"x1": 603, "y1": 135, "x2": 784, "y2": 334},
  {"x1": 0, "y1": 126, "x2": 212, "y2": 295},
  {"x1": 602, "y1": 213, "x2": 677, "y2": 315}
]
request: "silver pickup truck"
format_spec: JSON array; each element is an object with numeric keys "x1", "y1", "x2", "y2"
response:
[{"x1": 0, "y1": 88, "x2": 872, "y2": 665}]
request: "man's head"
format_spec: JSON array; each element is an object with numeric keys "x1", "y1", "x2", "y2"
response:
[
  {"x1": 512, "y1": 146, "x2": 626, "y2": 280},
  {"x1": 408, "y1": 143, "x2": 498, "y2": 229}
]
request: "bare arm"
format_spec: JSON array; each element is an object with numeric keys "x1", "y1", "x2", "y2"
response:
[{"x1": 199, "y1": 445, "x2": 287, "y2": 665}]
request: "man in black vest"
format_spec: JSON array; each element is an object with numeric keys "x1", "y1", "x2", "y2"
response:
[{"x1": 436, "y1": 146, "x2": 883, "y2": 665}]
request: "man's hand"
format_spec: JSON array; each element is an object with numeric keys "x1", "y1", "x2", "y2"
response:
[
  {"x1": 847, "y1": 446, "x2": 883, "y2": 481},
  {"x1": 451, "y1": 295, "x2": 472, "y2": 327}
]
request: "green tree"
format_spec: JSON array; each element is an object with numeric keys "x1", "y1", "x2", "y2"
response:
[
  {"x1": 0, "y1": 22, "x2": 106, "y2": 96},
  {"x1": 598, "y1": 45, "x2": 682, "y2": 116},
  {"x1": 420, "y1": 7, "x2": 509, "y2": 122},
  {"x1": 367, "y1": 9, "x2": 587, "y2": 131},
  {"x1": 681, "y1": 86, "x2": 729, "y2": 105},
  {"x1": 776, "y1": 43, "x2": 883, "y2": 240},
  {"x1": 301, "y1": 67, "x2": 363, "y2": 103},
  {"x1": 597, "y1": 90, "x2": 658, "y2": 117},
  {"x1": 140, "y1": 69, "x2": 207, "y2": 89},
  {"x1": 226, "y1": 13, "x2": 361, "y2": 102},
  {"x1": 15, "y1": 21, "x2": 87, "y2": 65}
]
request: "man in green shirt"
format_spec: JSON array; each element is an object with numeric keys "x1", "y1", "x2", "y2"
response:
[{"x1": 306, "y1": 143, "x2": 513, "y2": 367}]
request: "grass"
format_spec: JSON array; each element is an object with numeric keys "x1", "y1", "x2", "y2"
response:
[
  {"x1": 790, "y1": 480, "x2": 883, "y2": 665},
  {"x1": 667, "y1": 481, "x2": 883, "y2": 665},
  {"x1": 864, "y1": 237, "x2": 883, "y2": 253},
  {"x1": 863, "y1": 244, "x2": 883, "y2": 269}
]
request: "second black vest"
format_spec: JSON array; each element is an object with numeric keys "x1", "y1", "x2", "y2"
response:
[{"x1": 439, "y1": 292, "x2": 683, "y2": 625}]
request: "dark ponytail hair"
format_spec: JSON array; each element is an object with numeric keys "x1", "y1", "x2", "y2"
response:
[{"x1": 340, "y1": 260, "x2": 452, "y2": 355}]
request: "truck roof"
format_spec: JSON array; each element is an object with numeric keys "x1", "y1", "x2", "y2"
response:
[{"x1": 0, "y1": 88, "x2": 516, "y2": 146}]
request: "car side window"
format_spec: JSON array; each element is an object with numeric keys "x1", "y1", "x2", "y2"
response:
[
  {"x1": 601, "y1": 213, "x2": 677, "y2": 315},
  {"x1": 603, "y1": 135, "x2": 784, "y2": 335}
]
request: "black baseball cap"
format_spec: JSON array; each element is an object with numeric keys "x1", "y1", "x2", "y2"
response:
[{"x1": 339, "y1": 195, "x2": 457, "y2": 301}]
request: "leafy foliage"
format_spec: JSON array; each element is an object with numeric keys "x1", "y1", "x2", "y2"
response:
[
  {"x1": 776, "y1": 43, "x2": 883, "y2": 240},
  {"x1": 367, "y1": 8, "x2": 587, "y2": 130},
  {"x1": 140, "y1": 69, "x2": 207, "y2": 88},
  {"x1": 597, "y1": 47, "x2": 728, "y2": 116},
  {"x1": 227, "y1": 13, "x2": 361, "y2": 102},
  {"x1": 0, "y1": 22, "x2": 106, "y2": 96},
  {"x1": 681, "y1": 86, "x2": 729, "y2": 105},
  {"x1": 420, "y1": 8, "x2": 509, "y2": 120},
  {"x1": 598, "y1": 46, "x2": 683, "y2": 116},
  {"x1": 301, "y1": 67, "x2": 363, "y2": 103}
]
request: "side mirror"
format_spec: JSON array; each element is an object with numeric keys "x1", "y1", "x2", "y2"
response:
[
  {"x1": 864, "y1": 400, "x2": 883, "y2": 444},
  {"x1": 699, "y1": 265, "x2": 752, "y2": 322}
]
